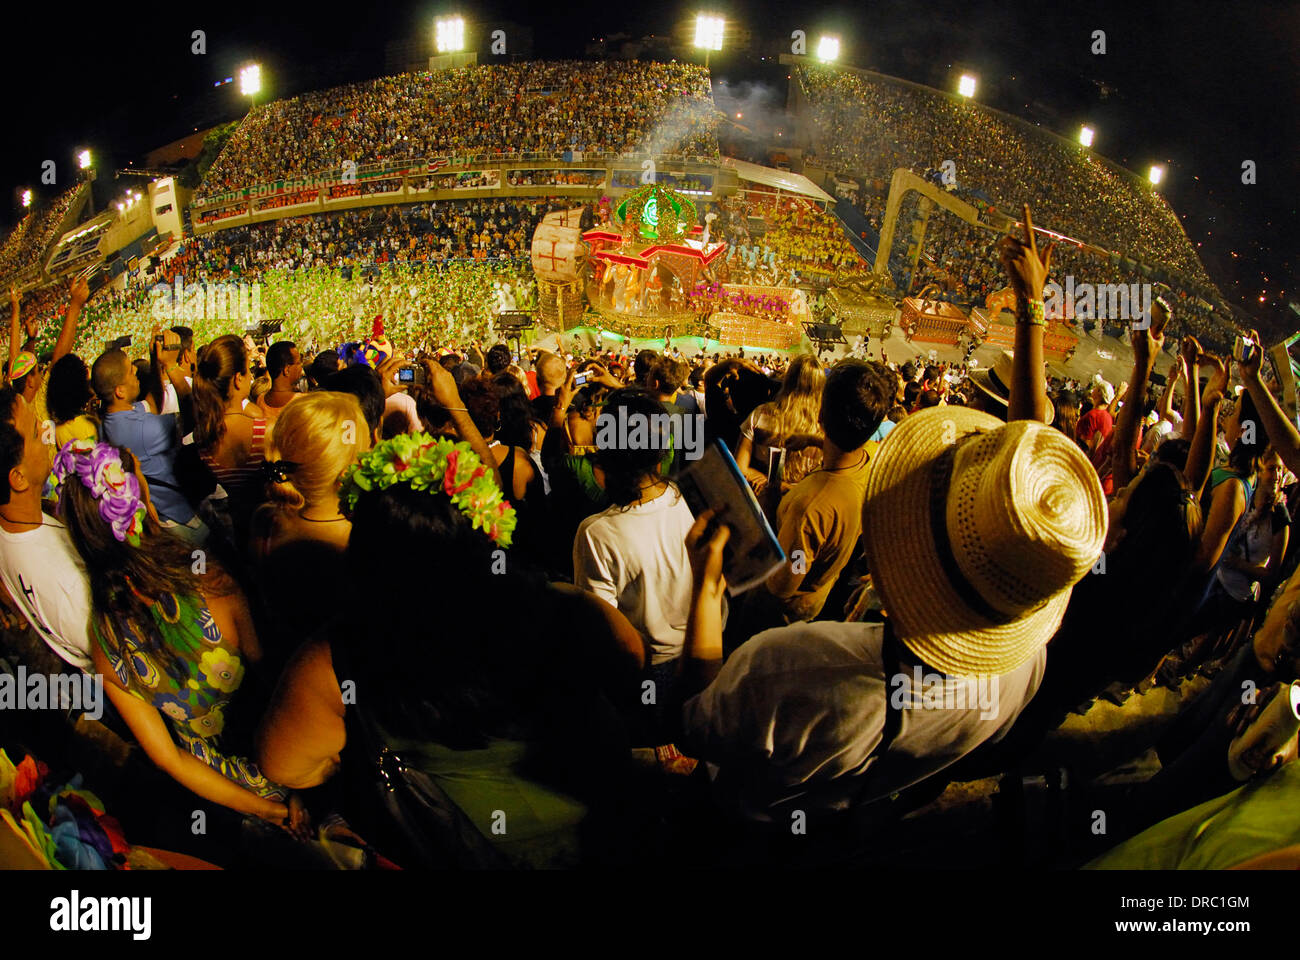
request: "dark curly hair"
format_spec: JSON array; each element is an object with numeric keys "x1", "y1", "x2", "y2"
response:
[{"x1": 47, "y1": 354, "x2": 96, "y2": 426}]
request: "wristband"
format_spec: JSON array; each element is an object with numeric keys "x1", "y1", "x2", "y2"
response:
[{"x1": 1017, "y1": 299, "x2": 1046, "y2": 326}]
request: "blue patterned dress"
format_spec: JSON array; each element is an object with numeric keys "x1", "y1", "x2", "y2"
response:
[{"x1": 97, "y1": 592, "x2": 286, "y2": 801}]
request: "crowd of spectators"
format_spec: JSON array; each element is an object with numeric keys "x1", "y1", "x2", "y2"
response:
[
  {"x1": 893, "y1": 199, "x2": 1230, "y2": 351},
  {"x1": 0, "y1": 184, "x2": 84, "y2": 285},
  {"x1": 796, "y1": 66, "x2": 1223, "y2": 306},
  {"x1": 198, "y1": 61, "x2": 721, "y2": 199},
  {"x1": 4, "y1": 213, "x2": 1298, "y2": 872}
]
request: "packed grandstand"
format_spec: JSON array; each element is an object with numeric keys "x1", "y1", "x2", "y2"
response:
[{"x1": 0, "y1": 58, "x2": 1256, "y2": 359}]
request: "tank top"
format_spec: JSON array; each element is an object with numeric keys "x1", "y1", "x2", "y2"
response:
[{"x1": 200, "y1": 417, "x2": 268, "y2": 504}]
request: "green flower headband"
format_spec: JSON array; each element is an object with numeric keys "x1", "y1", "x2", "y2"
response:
[{"x1": 338, "y1": 433, "x2": 517, "y2": 548}]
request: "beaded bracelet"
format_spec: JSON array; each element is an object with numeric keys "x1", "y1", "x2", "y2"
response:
[{"x1": 1018, "y1": 299, "x2": 1047, "y2": 326}]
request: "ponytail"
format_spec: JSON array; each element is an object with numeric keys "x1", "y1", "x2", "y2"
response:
[{"x1": 193, "y1": 335, "x2": 247, "y2": 451}]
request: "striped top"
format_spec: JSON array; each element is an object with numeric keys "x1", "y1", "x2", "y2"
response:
[{"x1": 201, "y1": 417, "x2": 268, "y2": 508}]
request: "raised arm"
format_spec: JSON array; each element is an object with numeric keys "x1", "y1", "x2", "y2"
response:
[
  {"x1": 1155, "y1": 358, "x2": 1181, "y2": 424},
  {"x1": 420, "y1": 354, "x2": 505, "y2": 496},
  {"x1": 1113, "y1": 301, "x2": 1167, "y2": 490},
  {"x1": 8, "y1": 286, "x2": 20, "y2": 380},
  {"x1": 999, "y1": 204, "x2": 1052, "y2": 423},
  {"x1": 679, "y1": 510, "x2": 730, "y2": 699},
  {"x1": 1179, "y1": 336, "x2": 1201, "y2": 440},
  {"x1": 1239, "y1": 328, "x2": 1300, "y2": 477},
  {"x1": 1185, "y1": 355, "x2": 1228, "y2": 502},
  {"x1": 1107, "y1": 381, "x2": 1128, "y2": 418},
  {"x1": 53, "y1": 271, "x2": 91, "y2": 364}
]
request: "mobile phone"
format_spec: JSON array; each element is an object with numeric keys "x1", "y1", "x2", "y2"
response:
[
  {"x1": 766, "y1": 447, "x2": 786, "y2": 486},
  {"x1": 573, "y1": 371, "x2": 590, "y2": 387},
  {"x1": 1233, "y1": 335, "x2": 1257, "y2": 365}
]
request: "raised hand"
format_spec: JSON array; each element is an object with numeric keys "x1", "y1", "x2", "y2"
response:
[
  {"x1": 1134, "y1": 297, "x2": 1169, "y2": 365},
  {"x1": 685, "y1": 508, "x2": 731, "y2": 597},
  {"x1": 422, "y1": 355, "x2": 461, "y2": 409},
  {"x1": 1200, "y1": 354, "x2": 1229, "y2": 409},
  {"x1": 1237, "y1": 328, "x2": 1265, "y2": 382},
  {"x1": 998, "y1": 204, "x2": 1054, "y2": 303},
  {"x1": 69, "y1": 272, "x2": 90, "y2": 308}
]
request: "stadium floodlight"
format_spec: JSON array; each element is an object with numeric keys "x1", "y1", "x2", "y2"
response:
[
  {"x1": 816, "y1": 35, "x2": 840, "y2": 63},
  {"x1": 1148, "y1": 164, "x2": 1164, "y2": 186},
  {"x1": 957, "y1": 74, "x2": 977, "y2": 98},
  {"x1": 77, "y1": 149, "x2": 92, "y2": 170},
  {"x1": 694, "y1": 14, "x2": 725, "y2": 52},
  {"x1": 1079, "y1": 125, "x2": 1094, "y2": 148},
  {"x1": 436, "y1": 16, "x2": 466, "y2": 53},
  {"x1": 20, "y1": 190, "x2": 31, "y2": 208},
  {"x1": 239, "y1": 63, "x2": 261, "y2": 97}
]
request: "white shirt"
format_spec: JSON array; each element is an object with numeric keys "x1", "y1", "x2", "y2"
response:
[
  {"x1": 573, "y1": 487, "x2": 700, "y2": 665},
  {"x1": 683, "y1": 620, "x2": 1045, "y2": 822},
  {"x1": 0, "y1": 518, "x2": 94, "y2": 671},
  {"x1": 160, "y1": 381, "x2": 180, "y2": 417},
  {"x1": 384, "y1": 392, "x2": 422, "y2": 435}
]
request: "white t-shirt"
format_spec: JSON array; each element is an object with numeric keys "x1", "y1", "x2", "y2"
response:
[
  {"x1": 1141, "y1": 409, "x2": 1183, "y2": 453},
  {"x1": 160, "y1": 381, "x2": 180, "y2": 417},
  {"x1": 573, "y1": 487, "x2": 702, "y2": 665},
  {"x1": 385, "y1": 392, "x2": 422, "y2": 435},
  {"x1": 0, "y1": 518, "x2": 93, "y2": 671},
  {"x1": 683, "y1": 620, "x2": 1046, "y2": 822}
]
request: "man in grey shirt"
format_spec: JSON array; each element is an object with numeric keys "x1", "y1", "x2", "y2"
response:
[{"x1": 679, "y1": 406, "x2": 1109, "y2": 827}]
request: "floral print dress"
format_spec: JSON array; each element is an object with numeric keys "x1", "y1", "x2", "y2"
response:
[{"x1": 97, "y1": 591, "x2": 286, "y2": 801}]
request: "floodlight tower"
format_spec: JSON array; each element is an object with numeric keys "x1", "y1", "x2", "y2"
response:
[
  {"x1": 694, "y1": 14, "x2": 724, "y2": 70},
  {"x1": 435, "y1": 15, "x2": 466, "y2": 53},
  {"x1": 240, "y1": 63, "x2": 262, "y2": 110}
]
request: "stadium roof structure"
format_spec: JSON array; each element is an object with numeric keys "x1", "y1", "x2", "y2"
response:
[{"x1": 722, "y1": 158, "x2": 834, "y2": 204}]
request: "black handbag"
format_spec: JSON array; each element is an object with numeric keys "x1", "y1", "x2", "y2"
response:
[{"x1": 330, "y1": 633, "x2": 510, "y2": 870}]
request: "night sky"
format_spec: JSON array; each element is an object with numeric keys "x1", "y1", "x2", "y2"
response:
[{"x1": 4, "y1": 0, "x2": 1295, "y2": 333}]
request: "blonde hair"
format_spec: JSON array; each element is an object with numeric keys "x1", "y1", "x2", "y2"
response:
[
  {"x1": 264, "y1": 391, "x2": 369, "y2": 510},
  {"x1": 752, "y1": 354, "x2": 825, "y2": 482},
  {"x1": 249, "y1": 374, "x2": 272, "y2": 406}
]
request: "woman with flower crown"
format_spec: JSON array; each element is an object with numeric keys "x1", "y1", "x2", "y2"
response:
[
  {"x1": 256, "y1": 402, "x2": 652, "y2": 867},
  {"x1": 50, "y1": 439, "x2": 306, "y2": 834}
]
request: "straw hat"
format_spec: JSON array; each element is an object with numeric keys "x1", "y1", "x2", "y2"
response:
[
  {"x1": 970, "y1": 351, "x2": 1054, "y2": 425},
  {"x1": 862, "y1": 406, "x2": 1107, "y2": 676}
]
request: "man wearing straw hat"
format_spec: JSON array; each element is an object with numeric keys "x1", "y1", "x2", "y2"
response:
[{"x1": 678, "y1": 206, "x2": 1109, "y2": 835}]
